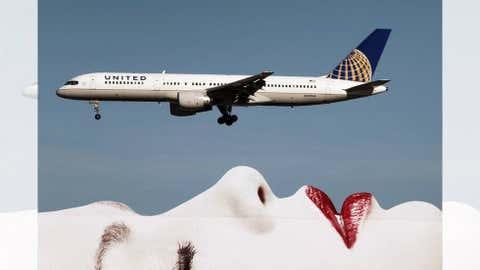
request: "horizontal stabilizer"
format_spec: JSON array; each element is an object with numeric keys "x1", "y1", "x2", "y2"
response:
[
  {"x1": 345, "y1": 79, "x2": 390, "y2": 92},
  {"x1": 344, "y1": 79, "x2": 390, "y2": 97}
]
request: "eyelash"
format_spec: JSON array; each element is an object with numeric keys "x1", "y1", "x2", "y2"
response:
[{"x1": 176, "y1": 241, "x2": 196, "y2": 270}]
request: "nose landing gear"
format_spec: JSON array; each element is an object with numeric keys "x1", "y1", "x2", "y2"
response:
[{"x1": 89, "y1": 100, "x2": 101, "y2": 120}]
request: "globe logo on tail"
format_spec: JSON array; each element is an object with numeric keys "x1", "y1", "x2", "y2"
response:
[{"x1": 327, "y1": 49, "x2": 372, "y2": 82}]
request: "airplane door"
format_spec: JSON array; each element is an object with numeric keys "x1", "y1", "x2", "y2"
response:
[
  {"x1": 153, "y1": 79, "x2": 160, "y2": 90},
  {"x1": 89, "y1": 75, "x2": 96, "y2": 89}
]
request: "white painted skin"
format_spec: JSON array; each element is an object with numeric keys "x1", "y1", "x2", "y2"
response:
[
  {"x1": 22, "y1": 83, "x2": 38, "y2": 99},
  {"x1": 39, "y1": 166, "x2": 441, "y2": 270},
  {"x1": 0, "y1": 210, "x2": 37, "y2": 270},
  {"x1": 444, "y1": 202, "x2": 480, "y2": 270}
]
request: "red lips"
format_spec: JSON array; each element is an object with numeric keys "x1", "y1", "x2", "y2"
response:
[{"x1": 305, "y1": 186, "x2": 372, "y2": 249}]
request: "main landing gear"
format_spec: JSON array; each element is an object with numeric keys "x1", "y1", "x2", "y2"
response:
[
  {"x1": 217, "y1": 105, "x2": 238, "y2": 126},
  {"x1": 217, "y1": 114, "x2": 238, "y2": 126},
  {"x1": 89, "y1": 100, "x2": 101, "y2": 120}
]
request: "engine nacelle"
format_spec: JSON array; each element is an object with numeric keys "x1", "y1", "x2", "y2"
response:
[
  {"x1": 169, "y1": 103, "x2": 212, "y2": 117},
  {"x1": 177, "y1": 92, "x2": 212, "y2": 110}
]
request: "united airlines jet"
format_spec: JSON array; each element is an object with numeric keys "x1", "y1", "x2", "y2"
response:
[{"x1": 57, "y1": 29, "x2": 391, "y2": 125}]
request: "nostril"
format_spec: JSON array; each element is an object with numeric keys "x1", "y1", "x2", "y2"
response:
[{"x1": 257, "y1": 186, "x2": 266, "y2": 205}]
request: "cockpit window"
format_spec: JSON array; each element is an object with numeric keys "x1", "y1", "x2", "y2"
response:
[{"x1": 64, "y1": 80, "x2": 79, "y2": 85}]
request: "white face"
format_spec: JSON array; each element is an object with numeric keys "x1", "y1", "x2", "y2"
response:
[
  {"x1": 444, "y1": 202, "x2": 480, "y2": 270},
  {"x1": 0, "y1": 211, "x2": 37, "y2": 269},
  {"x1": 40, "y1": 166, "x2": 441, "y2": 270}
]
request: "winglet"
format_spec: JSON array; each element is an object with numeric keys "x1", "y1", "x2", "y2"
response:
[{"x1": 261, "y1": 70, "x2": 274, "y2": 77}]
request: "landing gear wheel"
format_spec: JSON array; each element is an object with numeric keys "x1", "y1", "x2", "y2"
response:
[
  {"x1": 217, "y1": 117, "x2": 225, "y2": 125},
  {"x1": 90, "y1": 100, "x2": 101, "y2": 121},
  {"x1": 225, "y1": 117, "x2": 234, "y2": 126},
  {"x1": 231, "y1": 115, "x2": 238, "y2": 122}
]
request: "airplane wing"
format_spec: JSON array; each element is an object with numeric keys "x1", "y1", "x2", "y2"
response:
[
  {"x1": 344, "y1": 79, "x2": 390, "y2": 96},
  {"x1": 206, "y1": 71, "x2": 273, "y2": 104}
]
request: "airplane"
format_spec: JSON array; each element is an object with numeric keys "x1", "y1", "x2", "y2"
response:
[{"x1": 56, "y1": 29, "x2": 391, "y2": 126}]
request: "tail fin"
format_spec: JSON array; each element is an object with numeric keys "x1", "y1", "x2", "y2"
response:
[{"x1": 326, "y1": 29, "x2": 391, "y2": 82}]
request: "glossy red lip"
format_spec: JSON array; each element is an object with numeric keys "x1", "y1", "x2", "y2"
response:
[{"x1": 305, "y1": 186, "x2": 372, "y2": 249}]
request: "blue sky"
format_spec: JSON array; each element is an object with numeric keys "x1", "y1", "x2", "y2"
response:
[{"x1": 39, "y1": 0, "x2": 441, "y2": 214}]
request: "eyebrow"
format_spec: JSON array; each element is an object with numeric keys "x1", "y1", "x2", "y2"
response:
[
  {"x1": 94, "y1": 222, "x2": 130, "y2": 270},
  {"x1": 176, "y1": 241, "x2": 196, "y2": 270}
]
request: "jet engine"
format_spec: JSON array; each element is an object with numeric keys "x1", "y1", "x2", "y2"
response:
[
  {"x1": 177, "y1": 92, "x2": 212, "y2": 110},
  {"x1": 170, "y1": 92, "x2": 212, "y2": 117}
]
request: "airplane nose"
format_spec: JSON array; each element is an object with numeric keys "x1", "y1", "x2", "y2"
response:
[{"x1": 56, "y1": 89, "x2": 67, "y2": 98}]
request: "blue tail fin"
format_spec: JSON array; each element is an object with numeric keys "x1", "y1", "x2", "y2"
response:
[{"x1": 327, "y1": 29, "x2": 391, "y2": 82}]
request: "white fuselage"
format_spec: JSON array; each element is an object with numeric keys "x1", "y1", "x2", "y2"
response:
[{"x1": 57, "y1": 72, "x2": 387, "y2": 106}]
